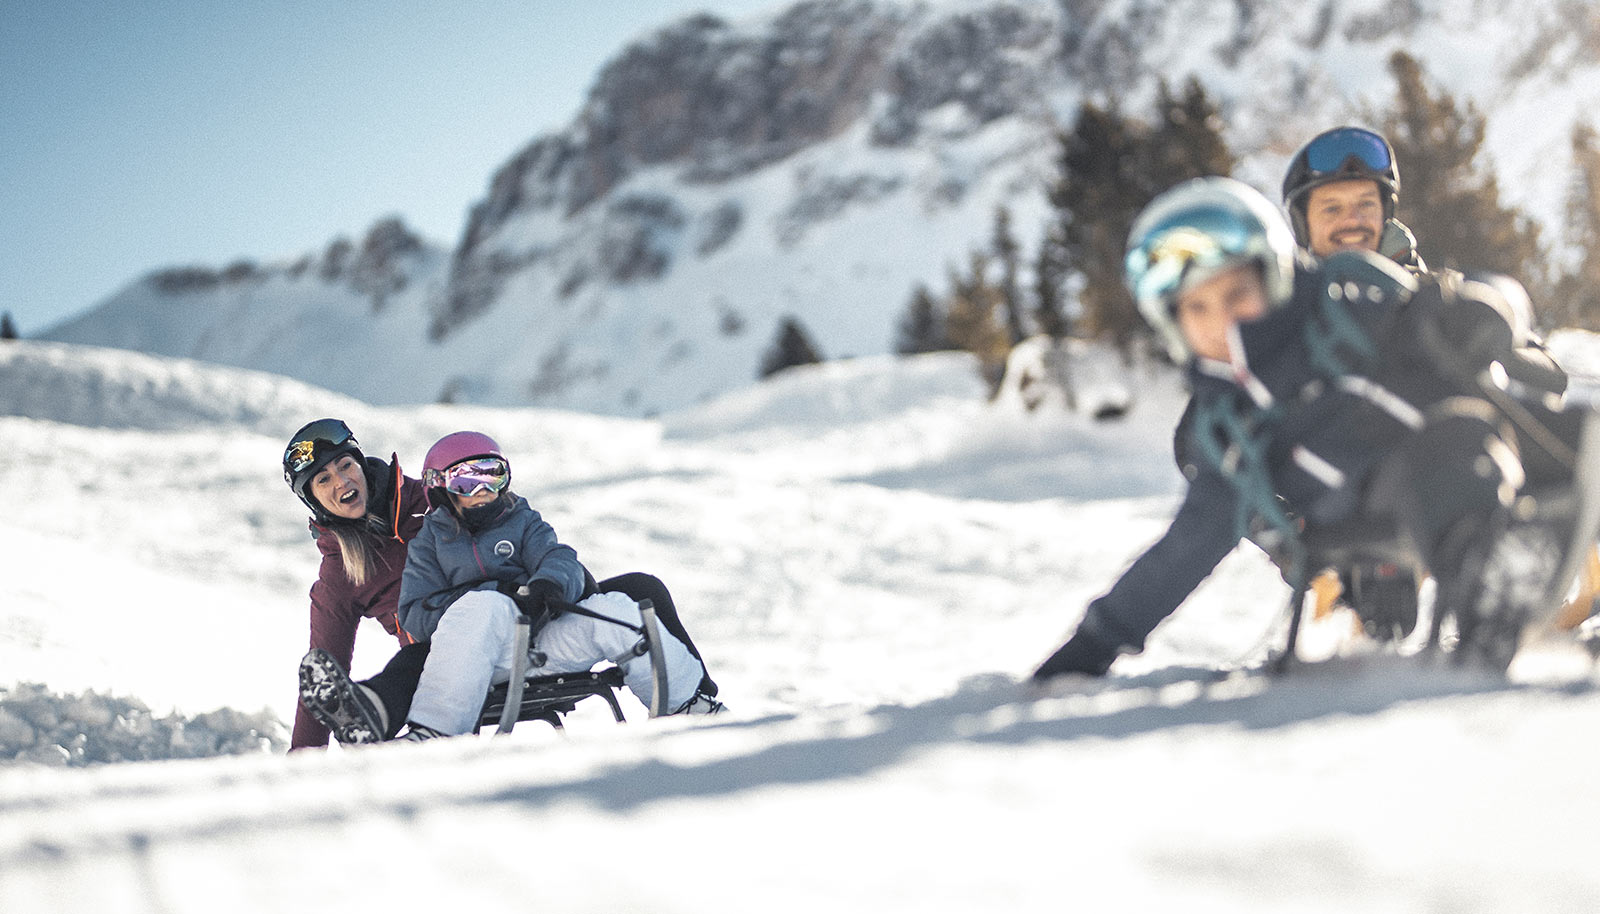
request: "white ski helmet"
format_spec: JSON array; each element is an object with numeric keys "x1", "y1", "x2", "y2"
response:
[{"x1": 1124, "y1": 177, "x2": 1298, "y2": 362}]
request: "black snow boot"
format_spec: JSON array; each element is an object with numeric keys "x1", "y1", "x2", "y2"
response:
[
  {"x1": 298, "y1": 649, "x2": 388, "y2": 745},
  {"x1": 1447, "y1": 517, "x2": 1566, "y2": 672}
]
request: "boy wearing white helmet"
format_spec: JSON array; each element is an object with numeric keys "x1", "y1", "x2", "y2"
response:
[{"x1": 1034, "y1": 177, "x2": 1593, "y2": 679}]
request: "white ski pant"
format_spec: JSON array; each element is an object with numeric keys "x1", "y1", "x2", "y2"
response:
[{"x1": 407, "y1": 589, "x2": 705, "y2": 736}]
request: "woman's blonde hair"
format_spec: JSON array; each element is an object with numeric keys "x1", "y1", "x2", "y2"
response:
[{"x1": 327, "y1": 525, "x2": 388, "y2": 588}]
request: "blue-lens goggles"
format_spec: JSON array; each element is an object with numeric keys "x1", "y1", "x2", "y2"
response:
[
  {"x1": 1303, "y1": 127, "x2": 1391, "y2": 176},
  {"x1": 1127, "y1": 209, "x2": 1252, "y2": 309}
]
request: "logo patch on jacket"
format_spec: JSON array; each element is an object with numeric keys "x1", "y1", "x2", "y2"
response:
[{"x1": 494, "y1": 540, "x2": 515, "y2": 559}]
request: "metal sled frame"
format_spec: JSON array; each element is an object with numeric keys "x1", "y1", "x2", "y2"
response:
[
  {"x1": 476, "y1": 667, "x2": 628, "y2": 732},
  {"x1": 1270, "y1": 477, "x2": 1600, "y2": 673},
  {"x1": 474, "y1": 598, "x2": 671, "y2": 735},
  {"x1": 1271, "y1": 518, "x2": 1425, "y2": 674}
]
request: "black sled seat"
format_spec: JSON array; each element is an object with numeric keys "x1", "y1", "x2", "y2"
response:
[
  {"x1": 1300, "y1": 514, "x2": 1411, "y2": 570},
  {"x1": 475, "y1": 666, "x2": 628, "y2": 733}
]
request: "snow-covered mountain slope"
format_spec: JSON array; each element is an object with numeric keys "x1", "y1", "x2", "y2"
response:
[
  {"x1": 36, "y1": 219, "x2": 458, "y2": 407},
  {"x1": 3, "y1": 340, "x2": 1600, "y2": 910},
  {"x1": 39, "y1": 0, "x2": 1600, "y2": 417}
]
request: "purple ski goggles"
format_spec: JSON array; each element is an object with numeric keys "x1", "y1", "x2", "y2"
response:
[{"x1": 425, "y1": 457, "x2": 511, "y2": 497}]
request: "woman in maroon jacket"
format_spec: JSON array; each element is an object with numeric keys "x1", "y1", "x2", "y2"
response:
[{"x1": 282, "y1": 418, "x2": 430, "y2": 750}]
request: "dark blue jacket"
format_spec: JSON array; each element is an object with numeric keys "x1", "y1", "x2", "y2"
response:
[{"x1": 1079, "y1": 250, "x2": 1433, "y2": 652}]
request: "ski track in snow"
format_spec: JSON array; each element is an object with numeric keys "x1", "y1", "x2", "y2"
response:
[{"x1": 3, "y1": 340, "x2": 1600, "y2": 911}]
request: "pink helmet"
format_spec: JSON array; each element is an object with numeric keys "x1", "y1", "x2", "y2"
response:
[{"x1": 422, "y1": 431, "x2": 508, "y2": 505}]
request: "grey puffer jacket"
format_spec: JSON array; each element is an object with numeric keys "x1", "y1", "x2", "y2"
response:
[{"x1": 397, "y1": 492, "x2": 588, "y2": 642}]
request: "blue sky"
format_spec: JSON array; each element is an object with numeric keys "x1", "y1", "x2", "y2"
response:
[{"x1": 0, "y1": 1, "x2": 790, "y2": 334}]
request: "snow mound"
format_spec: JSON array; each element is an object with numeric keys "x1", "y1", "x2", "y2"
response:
[
  {"x1": 0, "y1": 340, "x2": 369, "y2": 435},
  {"x1": 993, "y1": 335, "x2": 1137, "y2": 419},
  {"x1": 0, "y1": 682, "x2": 286, "y2": 767},
  {"x1": 662, "y1": 351, "x2": 989, "y2": 439},
  {"x1": 659, "y1": 347, "x2": 1189, "y2": 500}
]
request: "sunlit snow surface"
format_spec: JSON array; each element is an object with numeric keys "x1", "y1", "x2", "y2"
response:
[{"x1": 2, "y1": 338, "x2": 1599, "y2": 911}]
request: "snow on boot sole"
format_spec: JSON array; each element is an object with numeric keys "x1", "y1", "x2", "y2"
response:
[{"x1": 298, "y1": 649, "x2": 384, "y2": 744}]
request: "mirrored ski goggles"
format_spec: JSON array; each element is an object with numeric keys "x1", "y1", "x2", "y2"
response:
[
  {"x1": 284, "y1": 419, "x2": 357, "y2": 475},
  {"x1": 1127, "y1": 214, "x2": 1250, "y2": 311},
  {"x1": 1303, "y1": 127, "x2": 1392, "y2": 176},
  {"x1": 424, "y1": 457, "x2": 510, "y2": 497}
]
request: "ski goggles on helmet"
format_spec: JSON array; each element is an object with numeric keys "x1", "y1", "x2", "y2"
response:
[
  {"x1": 283, "y1": 419, "x2": 357, "y2": 479},
  {"x1": 424, "y1": 457, "x2": 511, "y2": 498},
  {"x1": 1302, "y1": 127, "x2": 1392, "y2": 177},
  {"x1": 1126, "y1": 209, "x2": 1253, "y2": 313}
]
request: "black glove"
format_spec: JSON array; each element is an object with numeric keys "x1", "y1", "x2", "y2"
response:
[
  {"x1": 1032, "y1": 627, "x2": 1119, "y2": 681},
  {"x1": 511, "y1": 578, "x2": 566, "y2": 617}
]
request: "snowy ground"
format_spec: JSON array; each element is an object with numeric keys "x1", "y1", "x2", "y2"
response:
[{"x1": 2, "y1": 339, "x2": 1599, "y2": 911}]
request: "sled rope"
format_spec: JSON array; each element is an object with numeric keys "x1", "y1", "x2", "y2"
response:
[{"x1": 1192, "y1": 392, "x2": 1312, "y2": 671}]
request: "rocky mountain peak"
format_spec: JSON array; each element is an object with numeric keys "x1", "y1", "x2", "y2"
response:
[{"x1": 442, "y1": 0, "x2": 1065, "y2": 338}]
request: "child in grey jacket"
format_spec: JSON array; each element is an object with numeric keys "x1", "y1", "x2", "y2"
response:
[{"x1": 396, "y1": 431, "x2": 722, "y2": 738}]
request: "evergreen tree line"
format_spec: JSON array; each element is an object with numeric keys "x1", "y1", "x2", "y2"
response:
[{"x1": 894, "y1": 51, "x2": 1600, "y2": 391}]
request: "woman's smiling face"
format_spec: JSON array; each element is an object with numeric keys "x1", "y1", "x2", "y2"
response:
[{"x1": 310, "y1": 454, "x2": 369, "y2": 520}]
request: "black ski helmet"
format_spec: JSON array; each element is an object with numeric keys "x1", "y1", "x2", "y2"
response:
[
  {"x1": 283, "y1": 418, "x2": 365, "y2": 519},
  {"x1": 1281, "y1": 126, "x2": 1400, "y2": 245}
]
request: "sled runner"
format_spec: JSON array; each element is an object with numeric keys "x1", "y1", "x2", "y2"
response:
[{"x1": 476, "y1": 596, "x2": 672, "y2": 735}]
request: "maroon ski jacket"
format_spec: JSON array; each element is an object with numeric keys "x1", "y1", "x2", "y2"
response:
[{"x1": 291, "y1": 456, "x2": 428, "y2": 749}]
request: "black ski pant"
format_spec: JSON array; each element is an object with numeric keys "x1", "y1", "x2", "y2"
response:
[
  {"x1": 593, "y1": 572, "x2": 718, "y2": 696},
  {"x1": 360, "y1": 640, "x2": 429, "y2": 739}
]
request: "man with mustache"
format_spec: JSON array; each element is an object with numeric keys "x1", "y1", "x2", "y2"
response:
[
  {"x1": 1282, "y1": 126, "x2": 1409, "y2": 265},
  {"x1": 1275, "y1": 126, "x2": 1567, "y2": 641}
]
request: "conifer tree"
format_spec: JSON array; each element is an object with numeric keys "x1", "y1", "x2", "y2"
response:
[
  {"x1": 943, "y1": 252, "x2": 1010, "y2": 393},
  {"x1": 0, "y1": 311, "x2": 17, "y2": 341},
  {"x1": 1150, "y1": 76, "x2": 1236, "y2": 190},
  {"x1": 896, "y1": 284, "x2": 953, "y2": 355},
  {"x1": 1044, "y1": 100, "x2": 1147, "y2": 349},
  {"x1": 1032, "y1": 226, "x2": 1071, "y2": 339},
  {"x1": 759, "y1": 316, "x2": 823, "y2": 378},
  {"x1": 991, "y1": 206, "x2": 1027, "y2": 345},
  {"x1": 1550, "y1": 121, "x2": 1600, "y2": 329},
  {"x1": 1379, "y1": 51, "x2": 1546, "y2": 298},
  {"x1": 1037, "y1": 78, "x2": 1233, "y2": 355}
]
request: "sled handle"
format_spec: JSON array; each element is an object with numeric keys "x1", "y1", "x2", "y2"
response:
[
  {"x1": 496, "y1": 612, "x2": 534, "y2": 735},
  {"x1": 639, "y1": 600, "x2": 670, "y2": 718}
]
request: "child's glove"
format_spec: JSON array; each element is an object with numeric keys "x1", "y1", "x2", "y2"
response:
[
  {"x1": 517, "y1": 579, "x2": 566, "y2": 614},
  {"x1": 498, "y1": 578, "x2": 564, "y2": 617}
]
